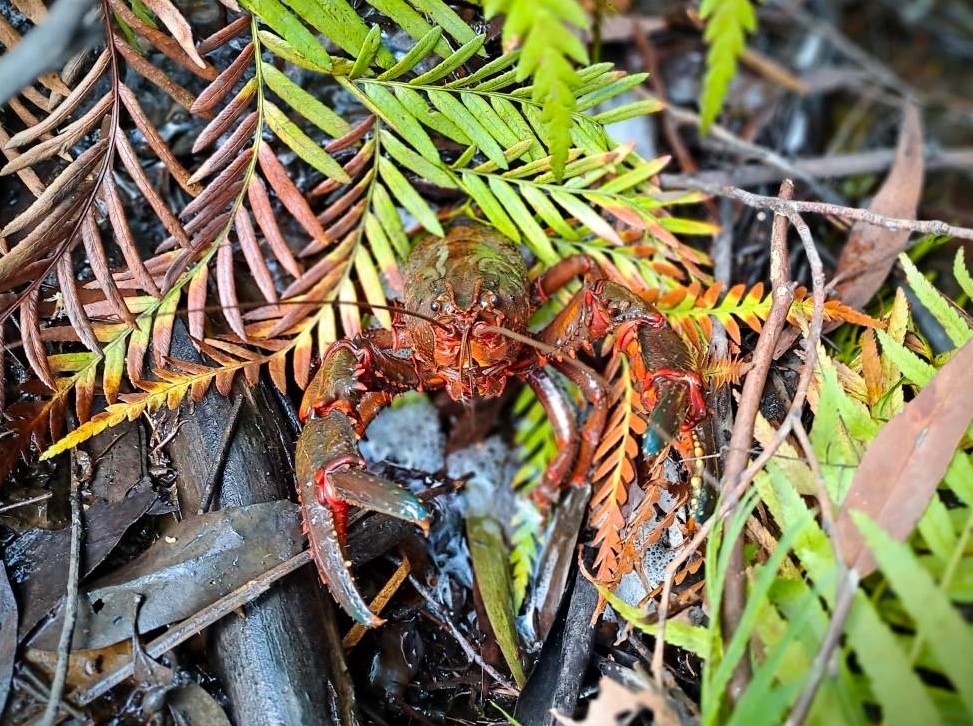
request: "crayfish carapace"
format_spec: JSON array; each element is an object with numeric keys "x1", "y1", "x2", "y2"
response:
[{"x1": 295, "y1": 221, "x2": 708, "y2": 625}]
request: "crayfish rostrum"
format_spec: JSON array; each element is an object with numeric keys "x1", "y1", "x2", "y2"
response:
[{"x1": 295, "y1": 221, "x2": 708, "y2": 625}]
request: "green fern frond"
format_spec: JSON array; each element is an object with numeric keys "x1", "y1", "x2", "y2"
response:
[
  {"x1": 954, "y1": 248, "x2": 973, "y2": 302},
  {"x1": 698, "y1": 0, "x2": 758, "y2": 133},
  {"x1": 898, "y1": 252, "x2": 972, "y2": 349},
  {"x1": 512, "y1": 386, "x2": 560, "y2": 492},
  {"x1": 510, "y1": 502, "x2": 543, "y2": 611},
  {"x1": 483, "y1": 0, "x2": 590, "y2": 177}
]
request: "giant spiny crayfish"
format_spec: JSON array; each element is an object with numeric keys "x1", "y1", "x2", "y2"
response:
[{"x1": 295, "y1": 221, "x2": 708, "y2": 625}]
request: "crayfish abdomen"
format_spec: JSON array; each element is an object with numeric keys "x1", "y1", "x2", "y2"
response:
[{"x1": 295, "y1": 221, "x2": 707, "y2": 625}]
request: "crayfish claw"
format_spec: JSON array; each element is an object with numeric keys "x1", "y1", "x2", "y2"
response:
[
  {"x1": 296, "y1": 410, "x2": 430, "y2": 626},
  {"x1": 298, "y1": 472, "x2": 384, "y2": 627},
  {"x1": 327, "y1": 467, "x2": 431, "y2": 533}
]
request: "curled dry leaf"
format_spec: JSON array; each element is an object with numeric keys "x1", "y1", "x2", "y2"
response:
[
  {"x1": 136, "y1": 0, "x2": 208, "y2": 69},
  {"x1": 834, "y1": 102, "x2": 924, "y2": 311},
  {"x1": 553, "y1": 673, "x2": 690, "y2": 726},
  {"x1": 836, "y1": 338, "x2": 973, "y2": 576}
]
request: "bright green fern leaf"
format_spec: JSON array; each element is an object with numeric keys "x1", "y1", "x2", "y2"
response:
[
  {"x1": 698, "y1": 0, "x2": 758, "y2": 133},
  {"x1": 483, "y1": 0, "x2": 590, "y2": 178}
]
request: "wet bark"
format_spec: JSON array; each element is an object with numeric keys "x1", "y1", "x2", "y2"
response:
[
  {"x1": 514, "y1": 571, "x2": 598, "y2": 725},
  {"x1": 163, "y1": 323, "x2": 358, "y2": 726}
]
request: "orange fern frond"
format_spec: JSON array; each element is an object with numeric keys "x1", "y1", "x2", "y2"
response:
[{"x1": 589, "y1": 354, "x2": 647, "y2": 585}]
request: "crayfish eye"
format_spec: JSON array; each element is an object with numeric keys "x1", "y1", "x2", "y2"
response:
[
  {"x1": 431, "y1": 295, "x2": 452, "y2": 314},
  {"x1": 479, "y1": 290, "x2": 500, "y2": 308}
]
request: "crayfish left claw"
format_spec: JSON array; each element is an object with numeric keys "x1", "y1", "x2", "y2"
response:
[{"x1": 327, "y1": 467, "x2": 431, "y2": 533}]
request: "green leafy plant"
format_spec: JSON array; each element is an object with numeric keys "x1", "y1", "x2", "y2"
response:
[
  {"x1": 607, "y1": 253, "x2": 973, "y2": 724},
  {"x1": 698, "y1": 0, "x2": 758, "y2": 132},
  {"x1": 483, "y1": 0, "x2": 591, "y2": 177}
]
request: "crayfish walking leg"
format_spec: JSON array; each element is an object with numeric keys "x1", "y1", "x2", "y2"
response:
[
  {"x1": 532, "y1": 255, "x2": 709, "y2": 499},
  {"x1": 296, "y1": 338, "x2": 429, "y2": 626}
]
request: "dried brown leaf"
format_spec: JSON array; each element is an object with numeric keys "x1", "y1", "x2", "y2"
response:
[
  {"x1": 836, "y1": 338, "x2": 973, "y2": 576},
  {"x1": 119, "y1": 84, "x2": 199, "y2": 195},
  {"x1": 160, "y1": 212, "x2": 231, "y2": 291},
  {"x1": 187, "y1": 111, "x2": 257, "y2": 184},
  {"x1": 1, "y1": 136, "x2": 107, "y2": 237},
  {"x1": 257, "y1": 143, "x2": 329, "y2": 247},
  {"x1": 197, "y1": 14, "x2": 251, "y2": 55},
  {"x1": 324, "y1": 114, "x2": 376, "y2": 154},
  {"x1": 20, "y1": 290, "x2": 55, "y2": 389},
  {"x1": 12, "y1": 94, "x2": 48, "y2": 129},
  {"x1": 0, "y1": 190, "x2": 87, "y2": 292},
  {"x1": 279, "y1": 232, "x2": 356, "y2": 300},
  {"x1": 102, "y1": 176, "x2": 162, "y2": 297},
  {"x1": 81, "y1": 214, "x2": 138, "y2": 326},
  {"x1": 217, "y1": 236, "x2": 246, "y2": 339},
  {"x1": 5, "y1": 50, "x2": 110, "y2": 149},
  {"x1": 247, "y1": 178, "x2": 302, "y2": 278},
  {"x1": 113, "y1": 36, "x2": 198, "y2": 113},
  {"x1": 234, "y1": 206, "x2": 277, "y2": 302},
  {"x1": 311, "y1": 139, "x2": 374, "y2": 196},
  {"x1": 183, "y1": 210, "x2": 233, "y2": 249},
  {"x1": 193, "y1": 78, "x2": 256, "y2": 153},
  {"x1": 272, "y1": 263, "x2": 347, "y2": 337},
  {"x1": 300, "y1": 197, "x2": 365, "y2": 256},
  {"x1": 834, "y1": 103, "x2": 924, "y2": 310},
  {"x1": 11, "y1": 0, "x2": 47, "y2": 24},
  {"x1": 56, "y1": 250, "x2": 101, "y2": 353},
  {"x1": 268, "y1": 348, "x2": 287, "y2": 393},
  {"x1": 180, "y1": 149, "x2": 251, "y2": 220},
  {"x1": 139, "y1": 0, "x2": 207, "y2": 68},
  {"x1": 0, "y1": 124, "x2": 45, "y2": 196},
  {"x1": 107, "y1": 0, "x2": 215, "y2": 79},
  {"x1": 0, "y1": 93, "x2": 111, "y2": 177},
  {"x1": 187, "y1": 265, "x2": 209, "y2": 341},
  {"x1": 190, "y1": 42, "x2": 254, "y2": 115},
  {"x1": 115, "y1": 131, "x2": 191, "y2": 248},
  {"x1": 318, "y1": 169, "x2": 372, "y2": 225}
]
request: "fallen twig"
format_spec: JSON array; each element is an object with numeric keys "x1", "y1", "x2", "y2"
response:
[
  {"x1": 0, "y1": 492, "x2": 52, "y2": 514},
  {"x1": 720, "y1": 180, "x2": 796, "y2": 700},
  {"x1": 660, "y1": 147, "x2": 973, "y2": 190},
  {"x1": 72, "y1": 550, "x2": 312, "y2": 705},
  {"x1": 664, "y1": 182, "x2": 973, "y2": 242},
  {"x1": 343, "y1": 557, "x2": 411, "y2": 650},
  {"x1": 40, "y1": 451, "x2": 86, "y2": 726}
]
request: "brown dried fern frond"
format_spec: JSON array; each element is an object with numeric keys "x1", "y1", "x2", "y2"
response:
[{"x1": 0, "y1": 0, "x2": 221, "y2": 480}]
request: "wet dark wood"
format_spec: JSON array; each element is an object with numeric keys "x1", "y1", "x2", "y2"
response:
[
  {"x1": 514, "y1": 571, "x2": 598, "y2": 726},
  {"x1": 163, "y1": 324, "x2": 358, "y2": 726}
]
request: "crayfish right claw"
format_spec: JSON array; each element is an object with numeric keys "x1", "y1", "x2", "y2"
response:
[
  {"x1": 298, "y1": 474, "x2": 385, "y2": 627},
  {"x1": 296, "y1": 411, "x2": 431, "y2": 626}
]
